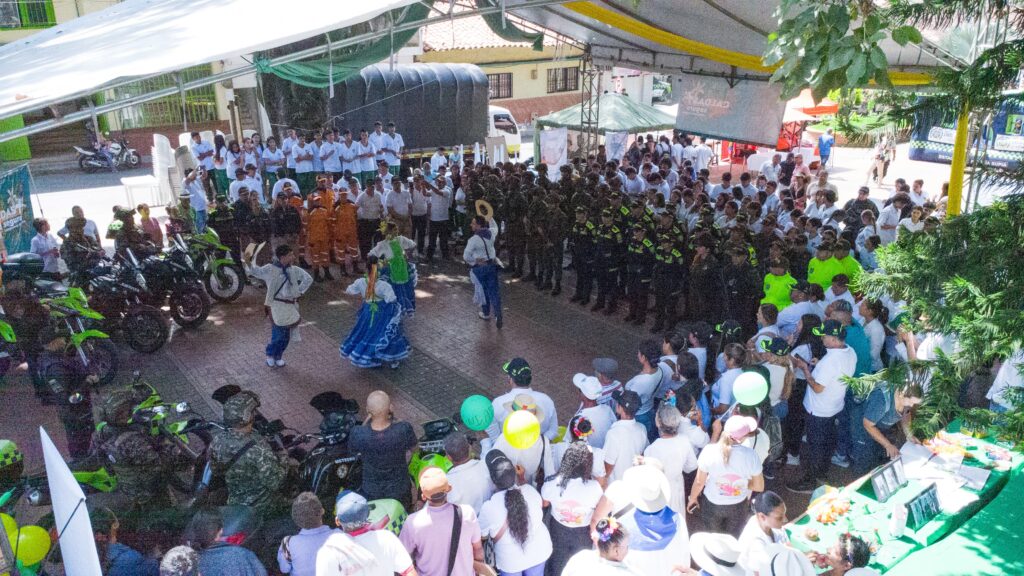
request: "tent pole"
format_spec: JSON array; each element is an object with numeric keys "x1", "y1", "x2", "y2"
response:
[
  {"x1": 88, "y1": 100, "x2": 99, "y2": 140},
  {"x1": 176, "y1": 73, "x2": 189, "y2": 132},
  {"x1": 946, "y1": 103, "x2": 970, "y2": 218}
]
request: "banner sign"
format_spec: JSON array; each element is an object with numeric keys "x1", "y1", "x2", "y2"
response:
[
  {"x1": 909, "y1": 96, "x2": 1024, "y2": 169},
  {"x1": 42, "y1": 427, "x2": 102, "y2": 576},
  {"x1": 1, "y1": 164, "x2": 34, "y2": 254},
  {"x1": 539, "y1": 127, "x2": 568, "y2": 170},
  {"x1": 605, "y1": 131, "x2": 628, "y2": 161},
  {"x1": 674, "y1": 77, "x2": 786, "y2": 146}
]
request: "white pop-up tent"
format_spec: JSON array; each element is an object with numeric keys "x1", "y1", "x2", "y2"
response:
[{"x1": 0, "y1": 0, "x2": 416, "y2": 120}]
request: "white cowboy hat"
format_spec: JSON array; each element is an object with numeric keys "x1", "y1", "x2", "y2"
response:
[
  {"x1": 758, "y1": 543, "x2": 817, "y2": 576},
  {"x1": 690, "y1": 532, "x2": 745, "y2": 576},
  {"x1": 622, "y1": 463, "x2": 670, "y2": 513}
]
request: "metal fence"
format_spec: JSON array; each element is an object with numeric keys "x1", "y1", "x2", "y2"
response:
[{"x1": 111, "y1": 65, "x2": 219, "y2": 129}]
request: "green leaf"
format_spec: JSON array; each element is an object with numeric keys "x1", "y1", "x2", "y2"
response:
[
  {"x1": 868, "y1": 31, "x2": 887, "y2": 44},
  {"x1": 829, "y1": 46, "x2": 856, "y2": 71},
  {"x1": 827, "y1": 4, "x2": 850, "y2": 31},
  {"x1": 905, "y1": 26, "x2": 923, "y2": 44},
  {"x1": 891, "y1": 26, "x2": 909, "y2": 46},
  {"x1": 873, "y1": 67, "x2": 893, "y2": 89},
  {"x1": 870, "y1": 46, "x2": 888, "y2": 69},
  {"x1": 865, "y1": 13, "x2": 882, "y2": 36},
  {"x1": 847, "y1": 53, "x2": 867, "y2": 85}
]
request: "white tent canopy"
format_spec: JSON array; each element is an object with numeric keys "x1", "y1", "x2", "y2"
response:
[{"x1": 0, "y1": 0, "x2": 416, "y2": 121}]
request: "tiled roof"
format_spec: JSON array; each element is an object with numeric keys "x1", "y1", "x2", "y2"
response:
[{"x1": 420, "y1": 10, "x2": 557, "y2": 51}]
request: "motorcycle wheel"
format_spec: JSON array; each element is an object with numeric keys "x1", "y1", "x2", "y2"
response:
[
  {"x1": 170, "y1": 286, "x2": 211, "y2": 329},
  {"x1": 204, "y1": 264, "x2": 245, "y2": 303},
  {"x1": 127, "y1": 151, "x2": 141, "y2": 168},
  {"x1": 76, "y1": 339, "x2": 118, "y2": 386},
  {"x1": 122, "y1": 306, "x2": 170, "y2": 353},
  {"x1": 78, "y1": 155, "x2": 98, "y2": 174}
]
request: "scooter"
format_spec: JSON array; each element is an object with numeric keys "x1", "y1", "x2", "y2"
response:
[{"x1": 73, "y1": 135, "x2": 140, "y2": 173}]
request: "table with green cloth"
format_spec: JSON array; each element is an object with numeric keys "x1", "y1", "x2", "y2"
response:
[
  {"x1": 884, "y1": 470, "x2": 1024, "y2": 576},
  {"x1": 785, "y1": 421, "x2": 1023, "y2": 573}
]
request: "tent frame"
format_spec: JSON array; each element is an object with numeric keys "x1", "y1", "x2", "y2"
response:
[{"x1": 0, "y1": 0, "x2": 573, "y2": 145}]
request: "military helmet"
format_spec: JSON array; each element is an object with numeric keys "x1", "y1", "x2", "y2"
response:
[
  {"x1": 223, "y1": 390, "x2": 261, "y2": 427},
  {"x1": 99, "y1": 387, "x2": 137, "y2": 426}
]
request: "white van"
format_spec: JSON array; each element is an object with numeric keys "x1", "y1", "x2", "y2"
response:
[{"x1": 488, "y1": 105, "x2": 522, "y2": 156}]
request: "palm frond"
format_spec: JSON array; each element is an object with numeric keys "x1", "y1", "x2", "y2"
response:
[{"x1": 886, "y1": 0, "x2": 1018, "y2": 30}]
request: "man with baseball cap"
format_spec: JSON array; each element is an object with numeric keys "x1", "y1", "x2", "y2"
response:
[
  {"x1": 573, "y1": 374, "x2": 616, "y2": 448},
  {"x1": 400, "y1": 467, "x2": 484, "y2": 576},
  {"x1": 603, "y1": 390, "x2": 649, "y2": 482},
  {"x1": 592, "y1": 357, "x2": 623, "y2": 408},
  {"x1": 776, "y1": 279, "x2": 824, "y2": 338},
  {"x1": 317, "y1": 490, "x2": 415, "y2": 576},
  {"x1": 486, "y1": 358, "x2": 558, "y2": 441},
  {"x1": 787, "y1": 319, "x2": 856, "y2": 493}
]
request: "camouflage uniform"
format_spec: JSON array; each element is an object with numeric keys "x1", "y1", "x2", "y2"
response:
[
  {"x1": 539, "y1": 194, "x2": 567, "y2": 295},
  {"x1": 503, "y1": 186, "x2": 529, "y2": 277},
  {"x1": 208, "y1": 391, "x2": 287, "y2": 509},
  {"x1": 108, "y1": 207, "x2": 155, "y2": 259},
  {"x1": 523, "y1": 188, "x2": 547, "y2": 282},
  {"x1": 207, "y1": 197, "x2": 241, "y2": 260},
  {"x1": 91, "y1": 388, "x2": 166, "y2": 504}
]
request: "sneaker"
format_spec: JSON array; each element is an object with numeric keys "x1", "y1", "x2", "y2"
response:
[
  {"x1": 786, "y1": 453, "x2": 800, "y2": 466},
  {"x1": 831, "y1": 454, "x2": 851, "y2": 468},
  {"x1": 275, "y1": 359, "x2": 287, "y2": 367},
  {"x1": 786, "y1": 478, "x2": 817, "y2": 494},
  {"x1": 478, "y1": 311, "x2": 491, "y2": 320},
  {"x1": 266, "y1": 357, "x2": 275, "y2": 367}
]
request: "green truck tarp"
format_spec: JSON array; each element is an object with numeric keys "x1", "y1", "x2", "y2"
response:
[{"x1": 534, "y1": 93, "x2": 676, "y2": 135}]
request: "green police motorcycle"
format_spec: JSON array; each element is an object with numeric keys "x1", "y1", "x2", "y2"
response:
[{"x1": 181, "y1": 230, "x2": 246, "y2": 303}]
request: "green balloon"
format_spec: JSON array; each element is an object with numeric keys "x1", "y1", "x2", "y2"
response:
[
  {"x1": 460, "y1": 395, "x2": 494, "y2": 431},
  {"x1": 734, "y1": 372, "x2": 769, "y2": 406}
]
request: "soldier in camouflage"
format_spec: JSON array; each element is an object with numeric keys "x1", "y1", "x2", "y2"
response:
[
  {"x1": 91, "y1": 387, "x2": 168, "y2": 505},
  {"x1": 503, "y1": 179, "x2": 529, "y2": 278},
  {"x1": 208, "y1": 390, "x2": 287, "y2": 511},
  {"x1": 523, "y1": 186, "x2": 547, "y2": 283},
  {"x1": 538, "y1": 193, "x2": 567, "y2": 296}
]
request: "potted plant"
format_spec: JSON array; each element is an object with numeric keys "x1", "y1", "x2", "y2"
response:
[{"x1": 961, "y1": 408, "x2": 995, "y2": 439}]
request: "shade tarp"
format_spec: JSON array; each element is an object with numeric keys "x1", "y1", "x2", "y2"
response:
[
  {"x1": 0, "y1": 0, "x2": 417, "y2": 120},
  {"x1": 535, "y1": 93, "x2": 675, "y2": 135}
]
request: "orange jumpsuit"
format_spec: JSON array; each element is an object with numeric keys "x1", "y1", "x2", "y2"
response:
[
  {"x1": 306, "y1": 206, "x2": 332, "y2": 267},
  {"x1": 333, "y1": 202, "x2": 359, "y2": 258}
]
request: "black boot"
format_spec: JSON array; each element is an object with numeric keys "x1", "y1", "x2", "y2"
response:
[
  {"x1": 314, "y1": 269, "x2": 323, "y2": 282},
  {"x1": 541, "y1": 279, "x2": 553, "y2": 291},
  {"x1": 591, "y1": 299, "x2": 605, "y2": 312},
  {"x1": 551, "y1": 282, "x2": 561, "y2": 297},
  {"x1": 323, "y1": 268, "x2": 335, "y2": 281},
  {"x1": 569, "y1": 292, "x2": 581, "y2": 303},
  {"x1": 578, "y1": 295, "x2": 590, "y2": 306},
  {"x1": 522, "y1": 268, "x2": 537, "y2": 282}
]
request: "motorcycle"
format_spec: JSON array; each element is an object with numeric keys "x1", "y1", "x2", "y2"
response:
[
  {"x1": 182, "y1": 231, "x2": 246, "y2": 303},
  {"x1": 68, "y1": 247, "x2": 169, "y2": 353},
  {"x1": 34, "y1": 283, "x2": 118, "y2": 386},
  {"x1": 73, "y1": 135, "x2": 140, "y2": 173},
  {"x1": 135, "y1": 240, "x2": 211, "y2": 328},
  {"x1": 0, "y1": 314, "x2": 18, "y2": 381},
  {"x1": 408, "y1": 418, "x2": 462, "y2": 487},
  {"x1": 192, "y1": 386, "x2": 362, "y2": 509}
]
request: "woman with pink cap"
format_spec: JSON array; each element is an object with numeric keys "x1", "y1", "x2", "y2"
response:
[{"x1": 687, "y1": 415, "x2": 765, "y2": 537}]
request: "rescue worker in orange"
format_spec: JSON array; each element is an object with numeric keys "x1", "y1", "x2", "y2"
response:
[
  {"x1": 306, "y1": 194, "x2": 334, "y2": 282},
  {"x1": 333, "y1": 190, "x2": 361, "y2": 276}
]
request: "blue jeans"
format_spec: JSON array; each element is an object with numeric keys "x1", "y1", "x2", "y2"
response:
[
  {"x1": 473, "y1": 263, "x2": 502, "y2": 320},
  {"x1": 991, "y1": 402, "x2": 1009, "y2": 414},
  {"x1": 834, "y1": 388, "x2": 860, "y2": 459},
  {"x1": 194, "y1": 210, "x2": 208, "y2": 234},
  {"x1": 265, "y1": 324, "x2": 290, "y2": 360},
  {"x1": 773, "y1": 401, "x2": 789, "y2": 421},
  {"x1": 635, "y1": 410, "x2": 657, "y2": 442},
  {"x1": 499, "y1": 561, "x2": 545, "y2": 576}
]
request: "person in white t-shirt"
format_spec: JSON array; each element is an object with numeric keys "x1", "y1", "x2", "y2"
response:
[
  {"x1": 443, "y1": 432, "x2": 494, "y2": 515},
  {"x1": 368, "y1": 121, "x2": 386, "y2": 164},
  {"x1": 603, "y1": 391, "x2": 649, "y2": 482},
  {"x1": 486, "y1": 358, "x2": 559, "y2": 441},
  {"x1": 541, "y1": 442, "x2": 605, "y2": 576},
  {"x1": 692, "y1": 139, "x2": 714, "y2": 172},
  {"x1": 319, "y1": 131, "x2": 343, "y2": 180},
  {"x1": 988, "y1": 349, "x2": 1024, "y2": 412},
  {"x1": 479, "y1": 450, "x2": 552, "y2": 576},
  {"x1": 382, "y1": 122, "x2": 405, "y2": 175},
  {"x1": 897, "y1": 204, "x2": 925, "y2": 238},
  {"x1": 759, "y1": 154, "x2": 783, "y2": 183},
  {"x1": 318, "y1": 491, "x2": 414, "y2": 576},
  {"x1": 643, "y1": 405, "x2": 698, "y2": 514},
  {"x1": 561, "y1": 517, "x2": 643, "y2": 576},
  {"x1": 876, "y1": 194, "x2": 908, "y2": 245},
  {"x1": 737, "y1": 491, "x2": 790, "y2": 575},
  {"x1": 573, "y1": 374, "x2": 616, "y2": 448},
  {"x1": 430, "y1": 146, "x2": 448, "y2": 173},
  {"x1": 787, "y1": 320, "x2": 856, "y2": 493},
  {"x1": 687, "y1": 415, "x2": 764, "y2": 537}
]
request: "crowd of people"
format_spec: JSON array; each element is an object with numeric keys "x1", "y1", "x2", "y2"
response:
[{"x1": 13, "y1": 121, "x2": 981, "y2": 576}]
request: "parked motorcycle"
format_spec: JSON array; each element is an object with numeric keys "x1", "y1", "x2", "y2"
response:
[
  {"x1": 67, "y1": 247, "x2": 169, "y2": 353},
  {"x1": 34, "y1": 283, "x2": 119, "y2": 386},
  {"x1": 135, "y1": 240, "x2": 211, "y2": 328},
  {"x1": 181, "y1": 231, "x2": 246, "y2": 303},
  {"x1": 73, "y1": 135, "x2": 140, "y2": 173}
]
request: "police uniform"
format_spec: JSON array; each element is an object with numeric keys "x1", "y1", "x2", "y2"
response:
[
  {"x1": 721, "y1": 245, "x2": 762, "y2": 334},
  {"x1": 624, "y1": 226, "x2": 656, "y2": 325},
  {"x1": 651, "y1": 235, "x2": 685, "y2": 333},
  {"x1": 688, "y1": 238, "x2": 725, "y2": 323},
  {"x1": 208, "y1": 196, "x2": 241, "y2": 259},
  {"x1": 591, "y1": 209, "x2": 625, "y2": 314},
  {"x1": 208, "y1": 392, "x2": 287, "y2": 511},
  {"x1": 569, "y1": 206, "x2": 597, "y2": 305},
  {"x1": 109, "y1": 208, "x2": 155, "y2": 258}
]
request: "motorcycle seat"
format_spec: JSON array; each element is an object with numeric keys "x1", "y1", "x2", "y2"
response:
[
  {"x1": 33, "y1": 279, "x2": 67, "y2": 296},
  {"x1": 5, "y1": 252, "x2": 42, "y2": 264}
]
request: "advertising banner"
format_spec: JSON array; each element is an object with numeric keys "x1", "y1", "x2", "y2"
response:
[
  {"x1": 674, "y1": 77, "x2": 786, "y2": 146},
  {"x1": 539, "y1": 127, "x2": 568, "y2": 170},
  {"x1": 0, "y1": 164, "x2": 35, "y2": 254},
  {"x1": 605, "y1": 131, "x2": 629, "y2": 161},
  {"x1": 909, "y1": 97, "x2": 1024, "y2": 170}
]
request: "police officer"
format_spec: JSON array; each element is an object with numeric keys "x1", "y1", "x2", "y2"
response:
[
  {"x1": 624, "y1": 225, "x2": 656, "y2": 326},
  {"x1": 592, "y1": 208, "x2": 625, "y2": 314},
  {"x1": 721, "y1": 243, "x2": 762, "y2": 334},
  {"x1": 651, "y1": 234, "x2": 685, "y2": 333},
  {"x1": 91, "y1": 387, "x2": 168, "y2": 505},
  {"x1": 569, "y1": 206, "x2": 597, "y2": 305},
  {"x1": 208, "y1": 194, "x2": 241, "y2": 260},
  {"x1": 108, "y1": 206, "x2": 155, "y2": 258},
  {"x1": 208, "y1": 391, "x2": 287, "y2": 512},
  {"x1": 539, "y1": 192, "x2": 567, "y2": 296},
  {"x1": 0, "y1": 439, "x2": 24, "y2": 491}
]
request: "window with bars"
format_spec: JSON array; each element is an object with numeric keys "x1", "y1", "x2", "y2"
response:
[
  {"x1": 547, "y1": 66, "x2": 579, "y2": 94},
  {"x1": 111, "y1": 65, "x2": 220, "y2": 129},
  {"x1": 487, "y1": 73, "x2": 513, "y2": 100},
  {"x1": 0, "y1": 0, "x2": 55, "y2": 28}
]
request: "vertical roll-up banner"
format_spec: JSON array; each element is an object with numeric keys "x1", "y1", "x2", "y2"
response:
[
  {"x1": 540, "y1": 127, "x2": 568, "y2": 171},
  {"x1": 675, "y1": 77, "x2": 786, "y2": 146},
  {"x1": 605, "y1": 131, "x2": 628, "y2": 161}
]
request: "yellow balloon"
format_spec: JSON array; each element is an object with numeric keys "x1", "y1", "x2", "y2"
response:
[
  {"x1": 11, "y1": 525, "x2": 50, "y2": 567},
  {"x1": 0, "y1": 513, "x2": 15, "y2": 536},
  {"x1": 503, "y1": 410, "x2": 540, "y2": 450}
]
